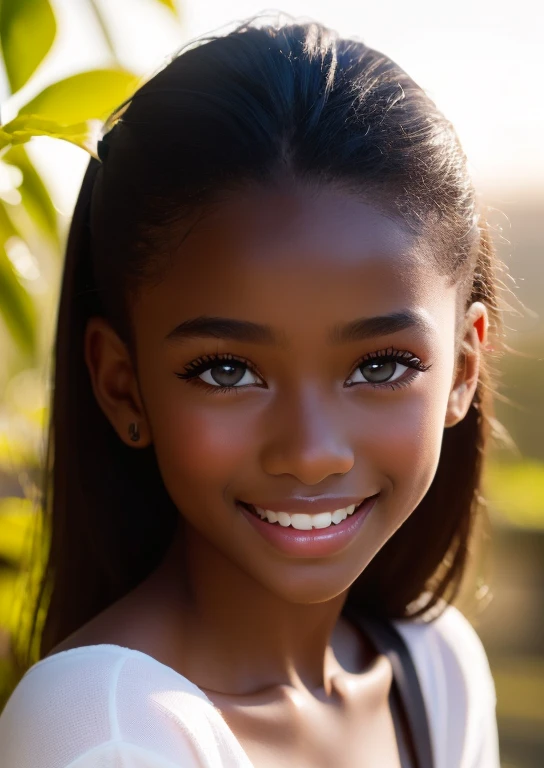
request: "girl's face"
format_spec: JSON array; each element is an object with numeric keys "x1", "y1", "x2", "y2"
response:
[{"x1": 89, "y1": 182, "x2": 486, "y2": 604}]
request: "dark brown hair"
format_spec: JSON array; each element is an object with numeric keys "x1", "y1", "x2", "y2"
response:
[{"x1": 12, "y1": 13, "x2": 511, "y2": 677}]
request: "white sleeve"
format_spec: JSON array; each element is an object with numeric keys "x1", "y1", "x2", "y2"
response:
[
  {"x1": 0, "y1": 647, "x2": 243, "y2": 768},
  {"x1": 470, "y1": 694, "x2": 501, "y2": 768},
  {"x1": 439, "y1": 605, "x2": 500, "y2": 768},
  {"x1": 394, "y1": 603, "x2": 500, "y2": 768},
  {"x1": 65, "y1": 741, "x2": 203, "y2": 768}
]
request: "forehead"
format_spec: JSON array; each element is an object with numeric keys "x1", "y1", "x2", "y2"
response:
[{"x1": 136, "y1": 183, "x2": 453, "y2": 337}]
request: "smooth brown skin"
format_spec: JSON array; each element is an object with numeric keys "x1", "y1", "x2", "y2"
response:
[{"x1": 55, "y1": 181, "x2": 488, "y2": 767}]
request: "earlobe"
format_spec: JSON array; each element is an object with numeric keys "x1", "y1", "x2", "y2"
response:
[
  {"x1": 444, "y1": 382, "x2": 468, "y2": 428},
  {"x1": 84, "y1": 316, "x2": 152, "y2": 448}
]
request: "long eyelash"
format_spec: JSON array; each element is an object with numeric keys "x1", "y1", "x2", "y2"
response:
[
  {"x1": 174, "y1": 347, "x2": 433, "y2": 394},
  {"x1": 350, "y1": 346, "x2": 432, "y2": 375},
  {"x1": 347, "y1": 347, "x2": 432, "y2": 391},
  {"x1": 176, "y1": 352, "x2": 250, "y2": 377},
  {"x1": 175, "y1": 353, "x2": 261, "y2": 396}
]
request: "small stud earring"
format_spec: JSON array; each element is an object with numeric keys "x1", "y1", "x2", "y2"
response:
[{"x1": 128, "y1": 422, "x2": 140, "y2": 442}]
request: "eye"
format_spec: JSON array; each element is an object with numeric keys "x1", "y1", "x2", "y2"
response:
[
  {"x1": 175, "y1": 353, "x2": 263, "y2": 391},
  {"x1": 348, "y1": 359, "x2": 408, "y2": 385},
  {"x1": 199, "y1": 360, "x2": 261, "y2": 388},
  {"x1": 346, "y1": 348, "x2": 431, "y2": 388}
]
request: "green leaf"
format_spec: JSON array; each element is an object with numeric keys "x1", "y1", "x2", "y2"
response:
[
  {"x1": 16, "y1": 69, "x2": 141, "y2": 124},
  {"x1": 0, "y1": 69, "x2": 140, "y2": 154},
  {"x1": 0, "y1": 0, "x2": 57, "y2": 94},
  {"x1": 3, "y1": 145, "x2": 59, "y2": 246},
  {"x1": 0, "y1": 115, "x2": 98, "y2": 155},
  {"x1": 0, "y1": 203, "x2": 36, "y2": 356}
]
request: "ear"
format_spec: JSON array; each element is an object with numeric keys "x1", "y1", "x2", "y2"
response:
[
  {"x1": 444, "y1": 301, "x2": 489, "y2": 429},
  {"x1": 84, "y1": 316, "x2": 152, "y2": 447}
]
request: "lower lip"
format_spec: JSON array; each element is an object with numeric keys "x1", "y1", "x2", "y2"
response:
[{"x1": 236, "y1": 495, "x2": 379, "y2": 558}]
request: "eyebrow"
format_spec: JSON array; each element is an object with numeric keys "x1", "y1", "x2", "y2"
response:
[{"x1": 165, "y1": 309, "x2": 431, "y2": 346}]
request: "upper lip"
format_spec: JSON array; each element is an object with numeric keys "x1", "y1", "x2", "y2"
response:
[{"x1": 239, "y1": 495, "x2": 375, "y2": 514}]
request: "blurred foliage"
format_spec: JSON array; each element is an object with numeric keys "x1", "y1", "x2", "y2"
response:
[
  {"x1": 0, "y1": 0, "x2": 180, "y2": 362},
  {"x1": 3, "y1": 144, "x2": 59, "y2": 246},
  {"x1": 0, "y1": 201, "x2": 37, "y2": 356},
  {"x1": 0, "y1": 0, "x2": 182, "y2": 710},
  {"x1": 485, "y1": 460, "x2": 544, "y2": 529},
  {"x1": 155, "y1": 0, "x2": 178, "y2": 11},
  {"x1": 0, "y1": 0, "x2": 57, "y2": 94},
  {"x1": 0, "y1": 69, "x2": 142, "y2": 153},
  {"x1": 11, "y1": 69, "x2": 141, "y2": 124}
]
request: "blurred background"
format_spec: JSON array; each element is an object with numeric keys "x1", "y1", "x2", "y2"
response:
[{"x1": 0, "y1": 1, "x2": 542, "y2": 765}]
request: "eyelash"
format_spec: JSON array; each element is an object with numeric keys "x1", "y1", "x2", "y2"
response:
[{"x1": 174, "y1": 348, "x2": 432, "y2": 395}]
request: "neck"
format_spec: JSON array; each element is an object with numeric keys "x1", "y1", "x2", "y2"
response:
[{"x1": 152, "y1": 521, "x2": 352, "y2": 696}]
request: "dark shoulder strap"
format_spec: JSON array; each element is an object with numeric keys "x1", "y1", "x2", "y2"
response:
[{"x1": 343, "y1": 608, "x2": 434, "y2": 768}]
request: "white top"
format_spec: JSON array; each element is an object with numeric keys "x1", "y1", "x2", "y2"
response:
[{"x1": 0, "y1": 604, "x2": 500, "y2": 767}]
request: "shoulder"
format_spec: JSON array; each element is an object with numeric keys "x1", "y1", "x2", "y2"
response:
[
  {"x1": 391, "y1": 602, "x2": 500, "y2": 768},
  {"x1": 0, "y1": 645, "x2": 245, "y2": 768},
  {"x1": 393, "y1": 601, "x2": 496, "y2": 690},
  {"x1": 393, "y1": 601, "x2": 497, "y2": 706}
]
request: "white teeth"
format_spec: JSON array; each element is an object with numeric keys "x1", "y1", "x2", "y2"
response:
[
  {"x1": 312, "y1": 512, "x2": 332, "y2": 529},
  {"x1": 331, "y1": 508, "x2": 347, "y2": 525},
  {"x1": 290, "y1": 514, "x2": 313, "y2": 530},
  {"x1": 251, "y1": 503, "x2": 361, "y2": 530}
]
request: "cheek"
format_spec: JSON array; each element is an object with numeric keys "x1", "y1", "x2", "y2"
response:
[
  {"x1": 148, "y1": 391, "x2": 257, "y2": 505},
  {"x1": 369, "y1": 369, "x2": 453, "y2": 511}
]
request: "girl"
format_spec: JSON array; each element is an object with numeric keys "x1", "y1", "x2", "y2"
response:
[{"x1": 0, "y1": 14, "x2": 503, "y2": 767}]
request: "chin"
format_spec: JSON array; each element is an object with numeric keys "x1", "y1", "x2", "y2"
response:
[{"x1": 245, "y1": 559, "x2": 369, "y2": 605}]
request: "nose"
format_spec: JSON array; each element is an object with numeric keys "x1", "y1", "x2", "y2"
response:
[{"x1": 260, "y1": 388, "x2": 355, "y2": 485}]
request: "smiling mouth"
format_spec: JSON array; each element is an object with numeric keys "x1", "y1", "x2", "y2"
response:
[{"x1": 237, "y1": 497, "x2": 376, "y2": 531}]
